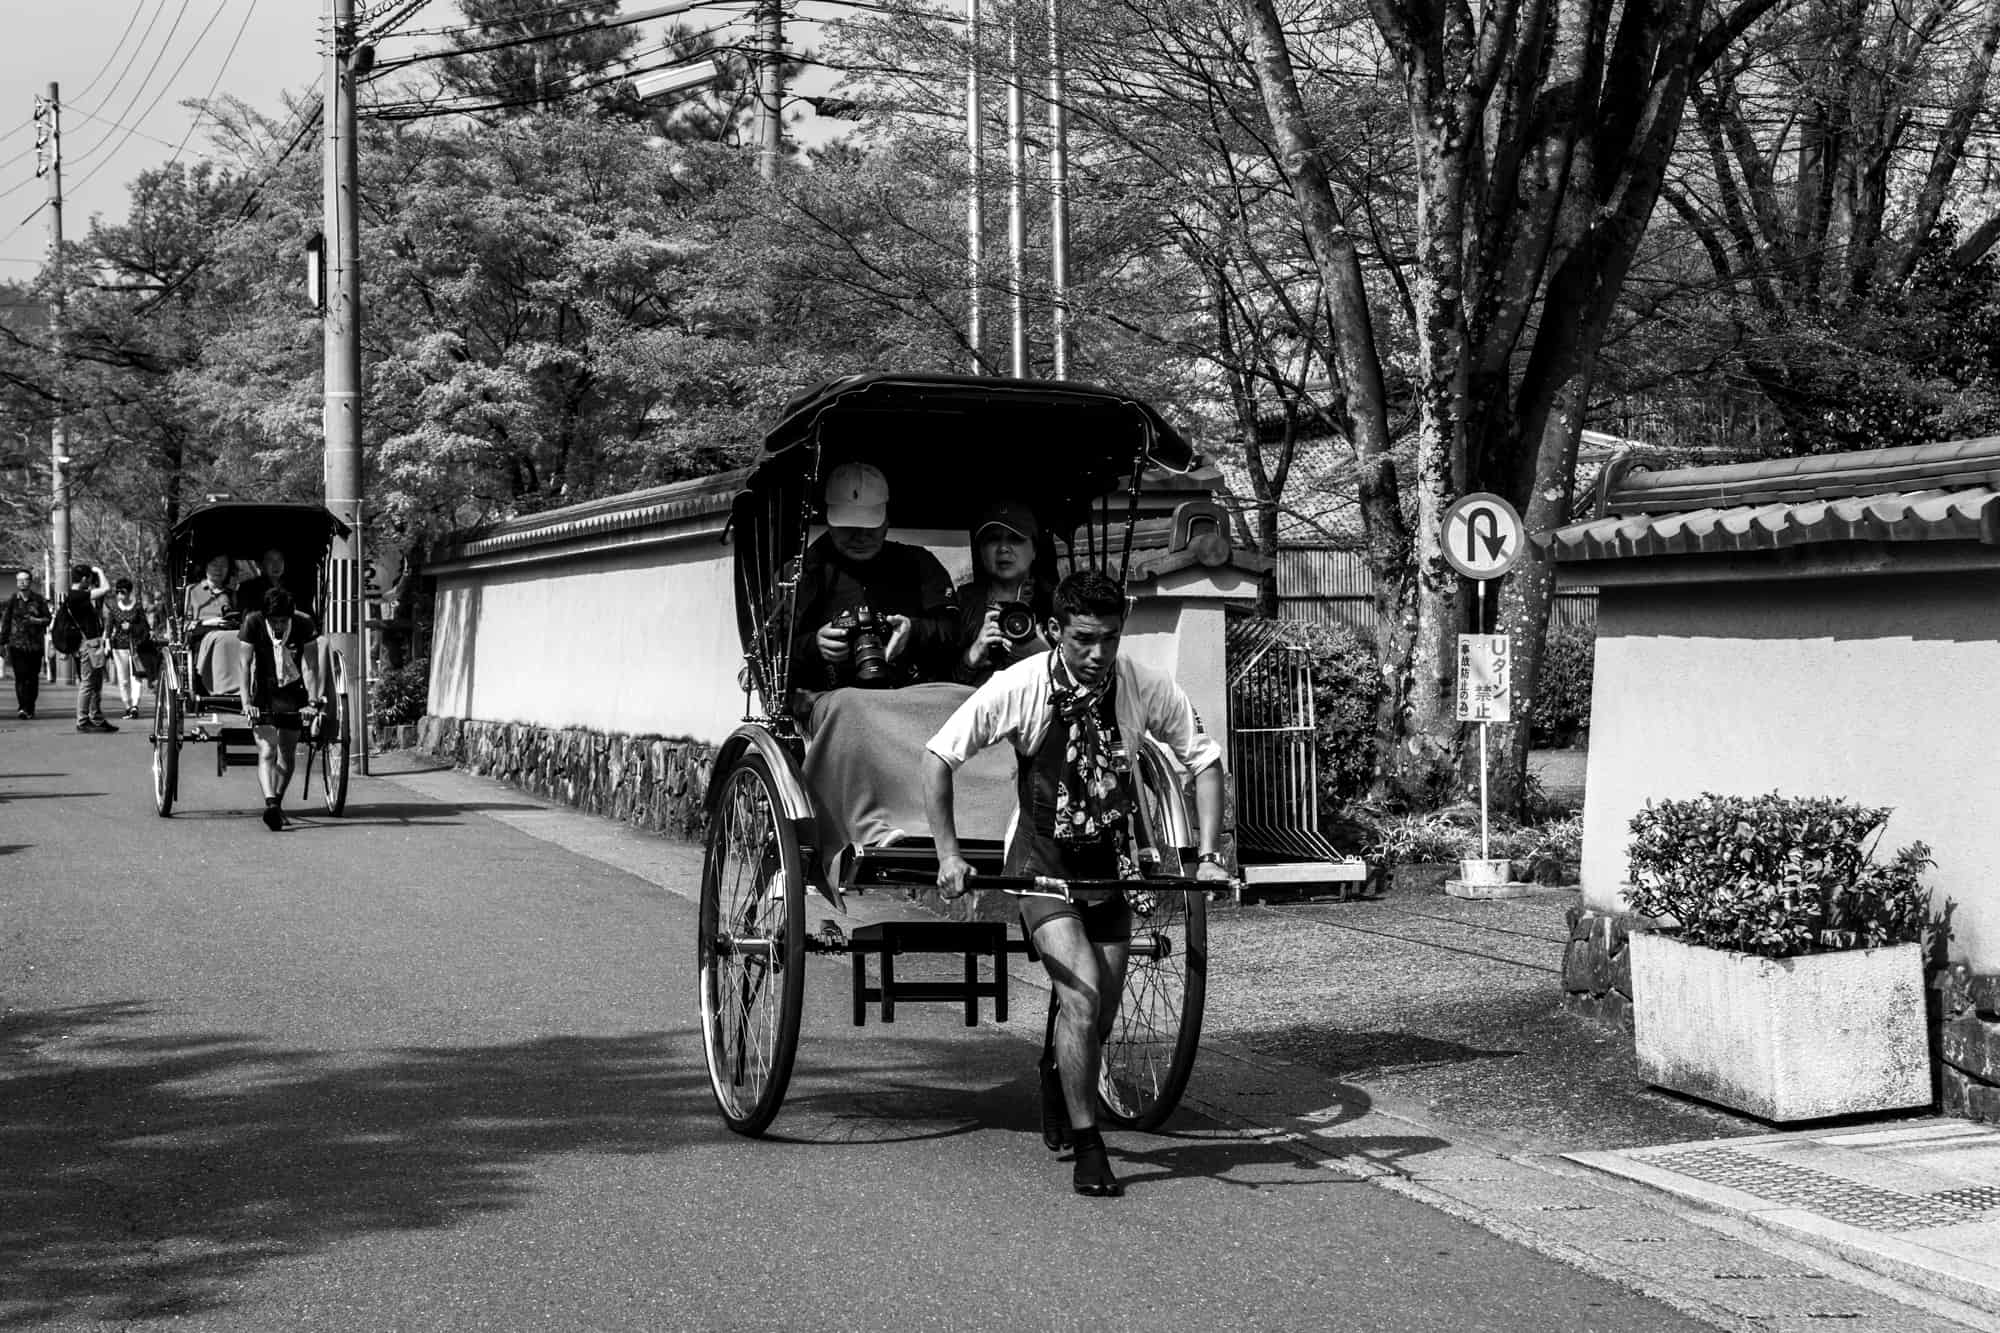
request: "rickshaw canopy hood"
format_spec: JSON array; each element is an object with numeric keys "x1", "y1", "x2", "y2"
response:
[
  {"x1": 742, "y1": 373, "x2": 1199, "y2": 532},
  {"x1": 168, "y1": 502, "x2": 351, "y2": 564}
]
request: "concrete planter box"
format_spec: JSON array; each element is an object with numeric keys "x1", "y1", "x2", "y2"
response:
[{"x1": 1630, "y1": 932, "x2": 1931, "y2": 1122}]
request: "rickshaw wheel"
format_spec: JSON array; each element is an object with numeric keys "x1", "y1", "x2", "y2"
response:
[
  {"x1": 318, "y1": 699, "x2": 349, "y2": 816},
  {"x1": 1096, "y1": 888, "x2": 1207, "y2": 1130},
  {"x1": 151, "y1": 682, "x2": 181, "y2": 817},
  {"x1": 697, "y1": 751, "x2": 806, "y2": 1136}
]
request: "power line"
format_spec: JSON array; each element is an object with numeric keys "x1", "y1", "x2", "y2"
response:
[
  {"x1": 68, "y1": 0, "x2": 184, "y2": 152},
  {"x1": 70, "y1": 0, "x2": 174, "y2": 127},
  {"x1": 68, "y1": 2, "x2": 149, "y2": 106},
  {"x1": 165, "y1": 0, "x2": 262, "y2": 170},
  {"x1": 64, "y1": 103, "x2": 214, "y2": 160},
  {"x1": 66, "y1": 2, "x2": 235, "y2": 200},
  {"x1": 365, "y1": 20, "x2": 743, "y2": 118}
]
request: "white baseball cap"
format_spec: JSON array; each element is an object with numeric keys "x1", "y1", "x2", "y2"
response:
[{"x1": 825, "y1": 461, "x2": 890, "y2": 528}]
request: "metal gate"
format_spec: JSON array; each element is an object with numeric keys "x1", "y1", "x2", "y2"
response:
[{"x1": 1226, "y1": 618, "x2": 1346, "y2": 861}]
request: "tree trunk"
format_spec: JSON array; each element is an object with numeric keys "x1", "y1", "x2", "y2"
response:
[{"x1": 1238, "y1": 0, "x2": 1423, "y2": 798}]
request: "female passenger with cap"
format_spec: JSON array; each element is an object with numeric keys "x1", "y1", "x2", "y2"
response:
[{"x1": 954, "y1": 499, "x2": 1054, "y2": 687}]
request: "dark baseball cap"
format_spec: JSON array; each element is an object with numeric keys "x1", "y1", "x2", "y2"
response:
[{"x1": 974, "y1": 500, "x2": 1039, "y2": 542}]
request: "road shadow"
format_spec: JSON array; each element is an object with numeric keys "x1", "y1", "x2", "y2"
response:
[
  {"x1": 317, "y1": 800, "x2": 545, "y2": 822},
  {"x1": 0, "y1": 844, "x2": 25, "y2": 855},
  {"x1": 1233, "y1": 1026, "x2": 1524, "y2": 1082},
  {"x1": 0, "y1": 1003, "x2": 709, "y2": 1327},
  {"x1": 0, "y1": 791, "x2": 108, "y2": 802}
]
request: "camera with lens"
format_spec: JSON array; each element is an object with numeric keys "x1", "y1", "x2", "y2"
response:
[
  {"x1": 992, "y1": 600, "x2": 1039, "y2": 645},
  {"x1": 831, "y1": 604, "x2": 891, "y2": 685}
]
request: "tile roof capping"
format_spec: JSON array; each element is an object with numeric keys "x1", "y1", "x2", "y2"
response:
[{"x1": 1546, "y1": 436, "x2": 2000, "y2": 564}]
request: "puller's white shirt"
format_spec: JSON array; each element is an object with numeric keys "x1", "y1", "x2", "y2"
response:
[{"x1": 926, "y1": 649, "x2": 1224, "y2": 777}]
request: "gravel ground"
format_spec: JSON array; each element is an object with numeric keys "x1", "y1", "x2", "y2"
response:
[{"x1": 1200, "y1": 878, "x2": 1767, "y2": 1153}]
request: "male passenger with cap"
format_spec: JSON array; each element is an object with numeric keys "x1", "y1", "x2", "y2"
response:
[
  {"x1": 924, "y1": 569, "x2": 1231, "y2": 1197},
  {"x1": 790, "y1": 461, "x2": 959, "y2": 692}
]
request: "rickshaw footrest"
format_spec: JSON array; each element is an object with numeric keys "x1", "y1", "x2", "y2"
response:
[{"x1": 848, "y1": 921, "x2": 1010, "y2": 1028}]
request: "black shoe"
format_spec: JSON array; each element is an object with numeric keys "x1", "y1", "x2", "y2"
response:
[
  {"x1": 76, "y1": 721, "x2": 91, "y2": 732},
  {"x1": 91, "y1": 718, "x2": 118, "y2": 733},
  {"x1": 15, "y1": 709, "x2": 25, "y2": 720},
  {"x1": 1069, "y1": 1127, "x2": 1123, "y2": 1198},
  {"x1": 261, "y1": 805, "x2": 284, "y2": 831},
  {"x1": 124, "y1": 706, "x2": 139, "y2": 719}
]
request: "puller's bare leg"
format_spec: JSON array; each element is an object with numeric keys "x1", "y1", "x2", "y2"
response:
[{"x1": 1033, "y1": 916, "x2": 1125, "y2": 1196}]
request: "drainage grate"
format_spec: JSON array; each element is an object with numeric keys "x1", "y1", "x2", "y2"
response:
[
  {"x1": 1930, "y1": 1184, "x2": 2000, "y2": 1212},
  {"x1": 1647, "y1": 1147, "x2": 1989, "y2": 1233}
]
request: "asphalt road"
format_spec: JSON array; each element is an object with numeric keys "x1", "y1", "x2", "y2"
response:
[{"x1": 0, "y1": 690, "x2": 1710, "y2": 1331}]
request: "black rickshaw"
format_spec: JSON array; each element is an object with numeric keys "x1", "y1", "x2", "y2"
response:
[
  {"x1": 149, "y1": 502, "x2": 353, "y2": 818},
  {"x1": 701, "y1": 373, "x2": 1214, "y2": 1136}
]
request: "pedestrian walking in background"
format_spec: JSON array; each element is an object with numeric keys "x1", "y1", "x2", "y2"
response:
[
  {"x1": 1, "y1": 567, "x2": 52, "y2": 719},
  {"x1": 56, "y1": 565, "x2": 116, "y2": 733},
  {"x1": 105, "y1": 579, "x2": 152, "y2": 719}
]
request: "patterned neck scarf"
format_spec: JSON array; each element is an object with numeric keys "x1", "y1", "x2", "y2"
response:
[
  {"x1": 1048, "y1": 654, "x2": 1139, "y2": 877},
  {"x1": 267, "y1": 618, "x2": 301, "y2": 687}
]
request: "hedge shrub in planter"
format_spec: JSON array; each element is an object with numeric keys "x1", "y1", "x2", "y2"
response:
[{"x1": 1624, "y1": 793, "x2": 1946, "y2": 1121}]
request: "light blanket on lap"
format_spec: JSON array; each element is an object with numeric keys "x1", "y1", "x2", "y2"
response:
[
  {"x1": 195, "y1": 634, "x2": 248, "y2": 696},
  {"x1": 803, "y1": 683, "x2": 1016, "y2": 877}
]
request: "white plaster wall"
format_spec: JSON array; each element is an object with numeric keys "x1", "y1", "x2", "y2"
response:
[
  {"x1": 430, "y1": 539, "x2": 743, "y2": 744},
  {"x1": 1580, "y1": 571, "x2": 2000, "y2": 968}
]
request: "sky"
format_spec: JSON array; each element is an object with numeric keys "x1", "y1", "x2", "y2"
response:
[{"x1": 0, "y1": 0, "x2": 852, "y2": 279}]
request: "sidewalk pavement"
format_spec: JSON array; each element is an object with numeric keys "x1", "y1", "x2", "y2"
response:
[{"x1": 369, "y1": 749, "x2": 1999, "y2": 1332}]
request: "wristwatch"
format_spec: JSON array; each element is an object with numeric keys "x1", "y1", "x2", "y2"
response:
[{"x1": 1197, "y1": 851, "x2": 1225, "y2": 866}]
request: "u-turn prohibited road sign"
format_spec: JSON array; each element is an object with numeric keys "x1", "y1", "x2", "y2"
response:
[{"x1": 1442, "y1": 492, "x2": 1525, "y2": 580}]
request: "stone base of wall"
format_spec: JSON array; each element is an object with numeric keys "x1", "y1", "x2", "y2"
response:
[
  {"x1": 371, "y1": 723, "x2": 419, "y2": 751},
  {"x1": 417, "y1": 714, "x2": 714, "y2": 841},
  {"x1": 1937, "y1": 964, "x2": 2000, "y2": 1123},
  {"x1": 1560, "y1": 906, "x2": 1642, "y2": 1031}
]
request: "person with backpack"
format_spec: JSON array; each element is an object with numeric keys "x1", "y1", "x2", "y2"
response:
[
  {"x1": 1, "y1": 567, "x2": 53, "y2": 719},
  {"x1": 55, "y1": 565, "x2": 116, "y2": 733}
]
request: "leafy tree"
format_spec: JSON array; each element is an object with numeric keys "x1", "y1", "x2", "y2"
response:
[
  {"x1": 436, "y1": 0, "x2": 638, "y2": 114},
  {"x1": 1235, "y1": 0, "x2": 1793, "y2": 803},
  {"x1": 1650, "y1": 0, "x2": 2000, "y2": 452}
]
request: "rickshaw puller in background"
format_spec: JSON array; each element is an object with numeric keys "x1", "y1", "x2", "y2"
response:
[
  {"x1": 238, "y1": 588, "x2": 321, "y2": 831},
  {"x1": 925, "y1": 570, "x2": 1230, "y2": 1197}
]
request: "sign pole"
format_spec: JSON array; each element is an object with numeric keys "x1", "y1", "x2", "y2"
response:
[
  {"x1": 1443, "y1": 491, "x2": 1524, "y2": 890},
  {"x1": 1476, "y1": 578, "x2": 1489, "y2": 862}
]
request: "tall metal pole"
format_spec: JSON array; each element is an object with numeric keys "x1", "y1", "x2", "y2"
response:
[
  {"x1": 39, "y1": 83, "x2": 72, "y2": 683},
  {"x1": 965, "y1": 0, "x2": 984, "y2": 373},
  {"x1": 324, "y1": 0, "x2": 368, "y2": 771},
  {"x1": 757, "y1": 0, "x2": 782, "y2": 180},
  {"x1": 1005, "y1": 14, "x2": 1027, "y2": 378},
  {"x1": 1047, "y1": 1, "x2": 1070, "y2": 380}
]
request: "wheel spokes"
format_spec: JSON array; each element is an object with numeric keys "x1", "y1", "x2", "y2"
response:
[{"x1": 704, "y1": 767, "x2": 789, "y2": 1117}]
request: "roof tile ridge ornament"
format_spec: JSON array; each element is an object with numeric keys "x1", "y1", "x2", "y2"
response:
[{"x1": 1602, "y1": 435, "x2": 2000, "y2": 513}]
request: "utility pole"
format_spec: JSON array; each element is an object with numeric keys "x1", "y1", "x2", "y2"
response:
[
  {"x1": 35, "y1": 83, "x2": 71, "y2": 682},
  {"x1": 756, "y1": 0, "x2": 781, "y2": 180},
  {"x1": 1047, "y1": 1, "x2": 1070, "y2": 380},
  {"x1": 323, "y1": 0, "x2": 368, "y2": 771},
  {"x1": 1005, "y1": 15, "x2": 1026, "y2": 378},
  {"x1": 965, "y1": 0, "x2": 983, "y2": 373}
]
